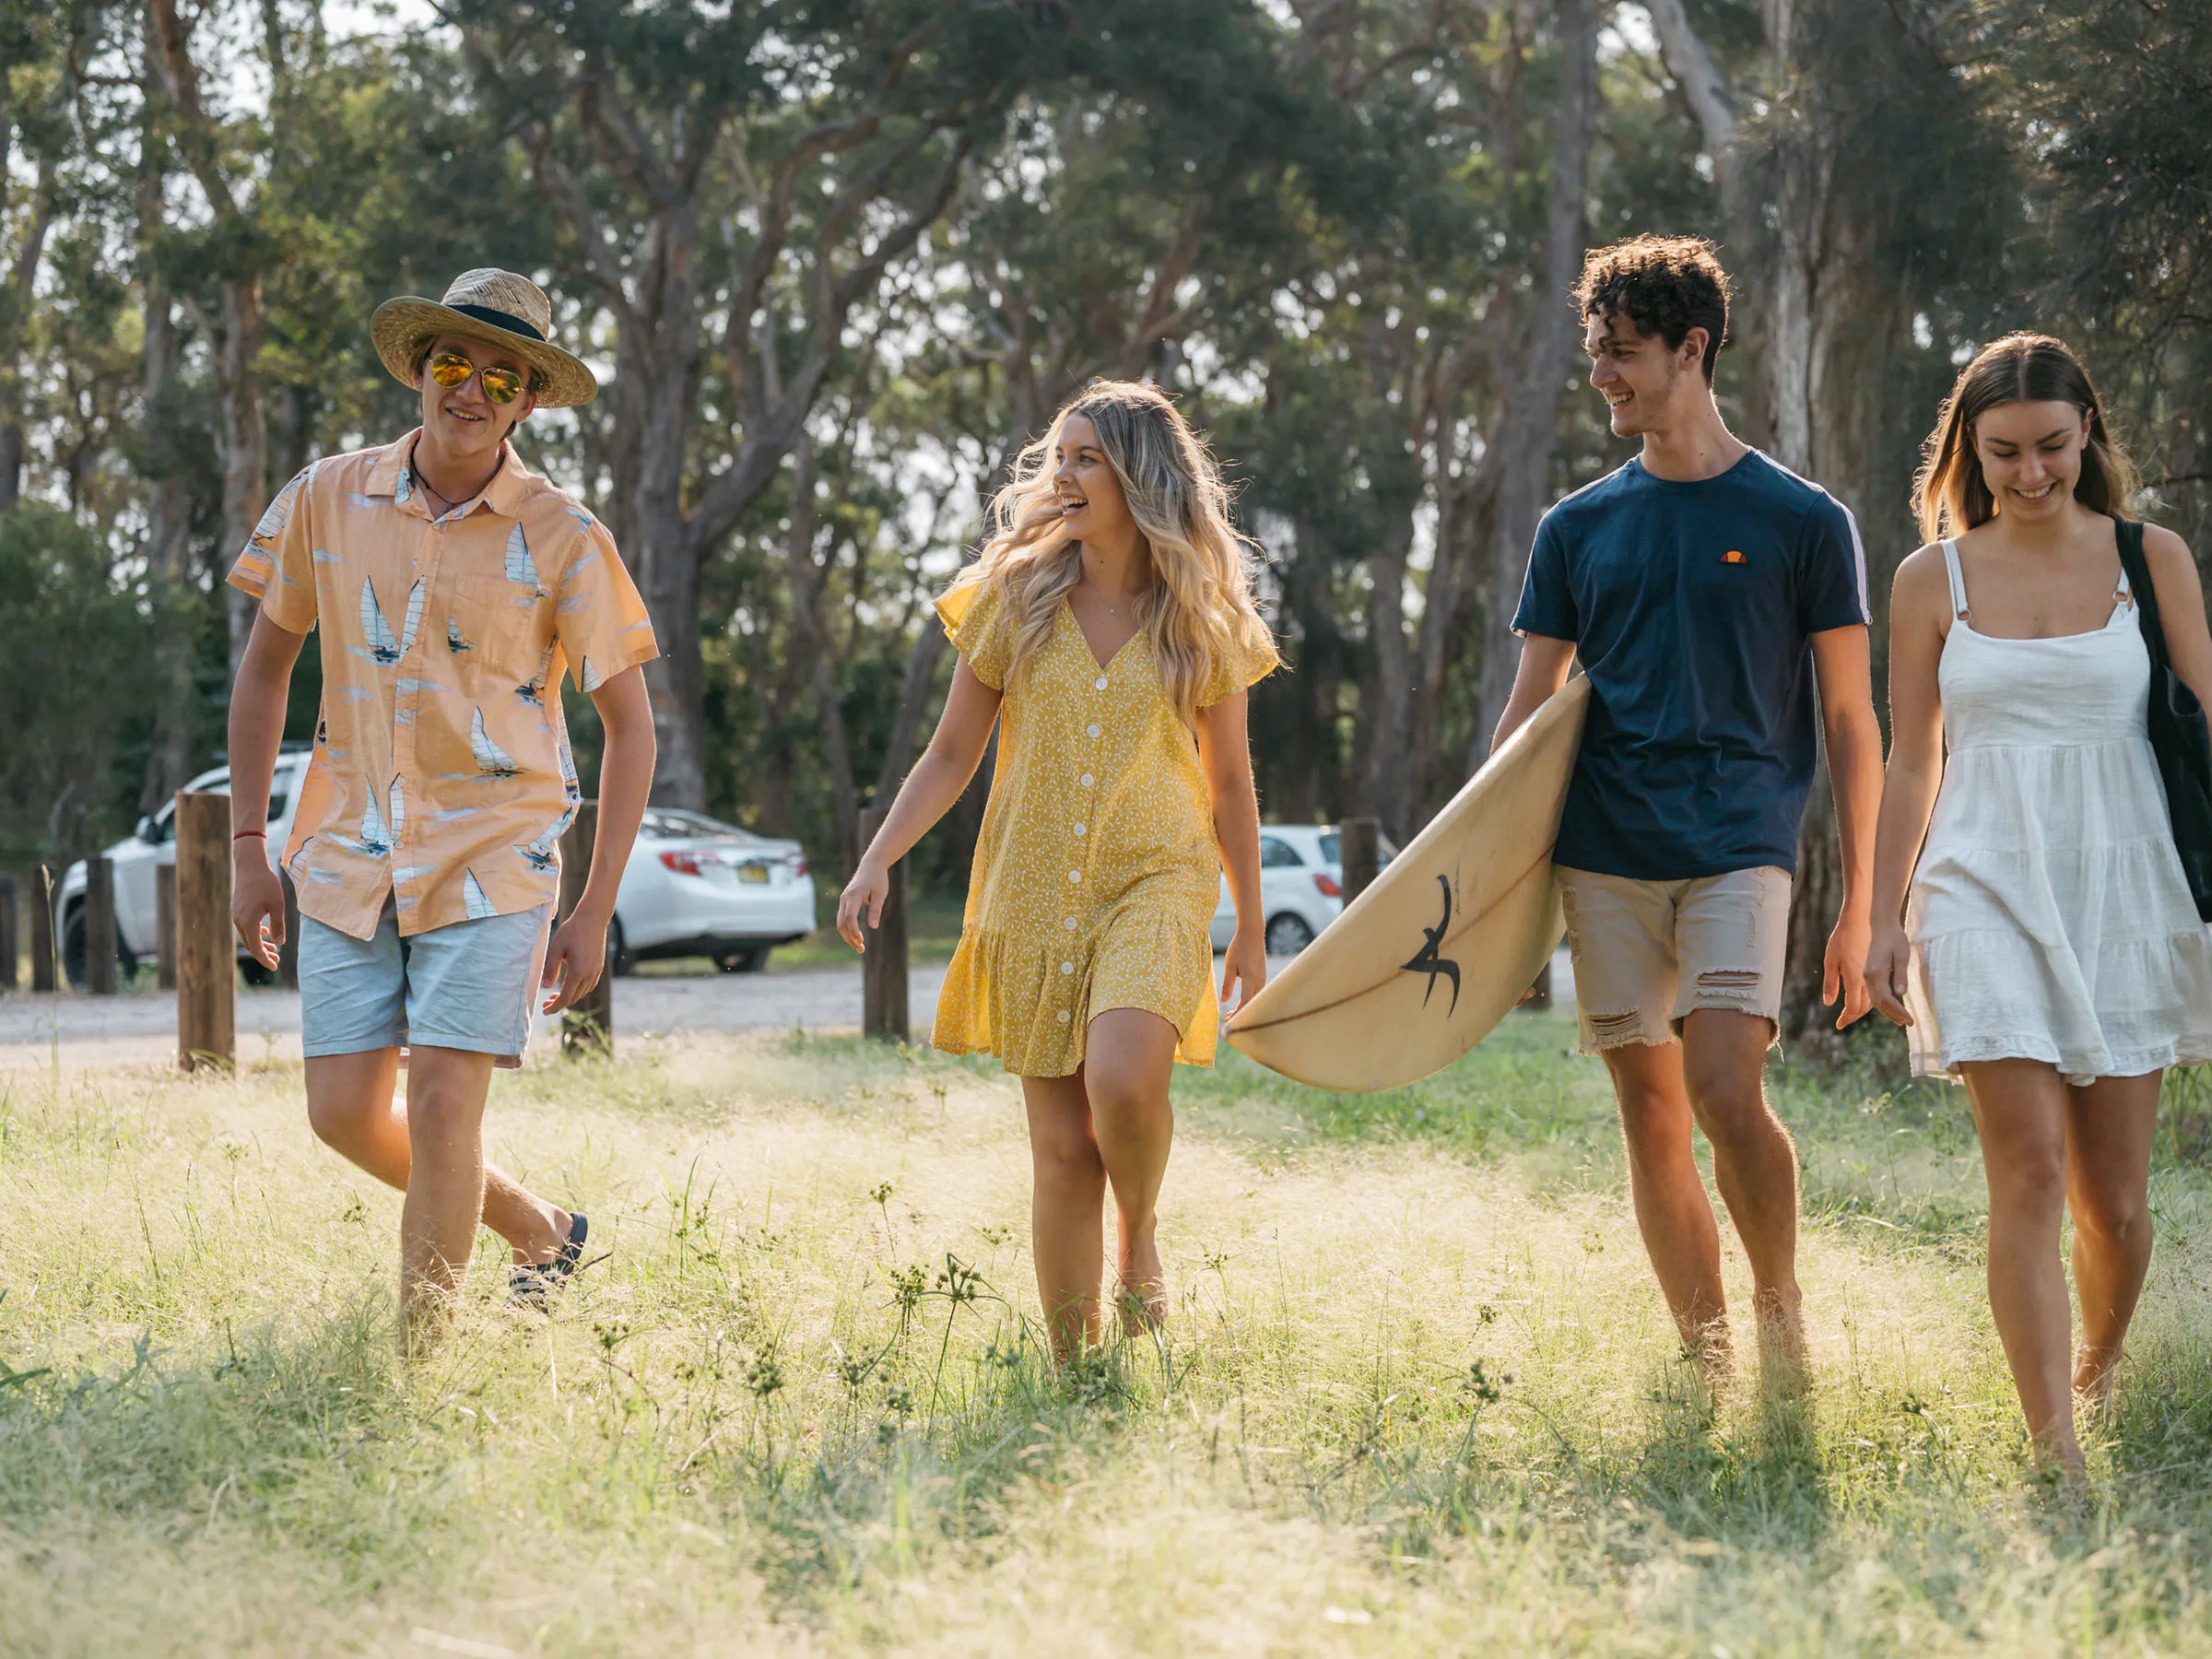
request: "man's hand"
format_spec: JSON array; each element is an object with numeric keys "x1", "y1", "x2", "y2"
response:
[
  {"x1": 541, "y1": 906, "x2": 609, "y2": 1014},
  {"x1": 231, "y1": 848, "x2": 286, "y2": 970},
  {"x1": 1823, "y1": 906, "x2": 1874, "y2": 1029}
]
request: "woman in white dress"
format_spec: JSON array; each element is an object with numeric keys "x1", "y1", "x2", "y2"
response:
[{"x1": 1865, "y1": 333, "x2": 2212, "y2": 1482}]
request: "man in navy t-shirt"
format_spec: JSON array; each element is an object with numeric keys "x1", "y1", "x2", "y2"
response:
[{"x1": 1493, "y1": 235, "x2": 1883, "y2": 1385}]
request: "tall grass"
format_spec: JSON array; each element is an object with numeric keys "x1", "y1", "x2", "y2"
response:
[{"x1": 4, "y1": 1021, "x2": 2212, "y2": 1653}]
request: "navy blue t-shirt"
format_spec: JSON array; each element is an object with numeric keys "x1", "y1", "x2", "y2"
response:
[{"x1": 1512, "y1": 451, "x2": 1868, "y2": 880}]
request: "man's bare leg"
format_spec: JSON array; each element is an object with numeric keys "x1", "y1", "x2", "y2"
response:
[
  {"x1": 1679, "y1": 1008, "x2": 1805, "y2": 1382},
  {"x1": 1600, "y1": 1039, "x2": 1731, "y2": 1378},
  {"x1": 303, "y1": 1051, "x2": 569, "y2": 1265}
]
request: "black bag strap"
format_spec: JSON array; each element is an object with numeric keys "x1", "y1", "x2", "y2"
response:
[{"x1": 2115, "y1": 517, "x2": 2168, "y2": 671}]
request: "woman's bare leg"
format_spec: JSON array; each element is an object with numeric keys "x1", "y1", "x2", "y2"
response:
[
  {"x1": 1083, "y1": 1008, "x2": 1180, "y2": 1333},
  {"x1": 2065, "y1": 1070, "x2": 2160, "y2": 1412},
  {"x1": 1023, "y1": 1073, "x2": 1108, "y2": 1359},
  {"x1": 1962, "y1": 1058, "x2": 2083, "y2": 1480}
]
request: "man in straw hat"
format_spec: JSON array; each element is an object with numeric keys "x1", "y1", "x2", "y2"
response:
[{"x1": 223, "y1": 267, "x2": 659, "y2": 1344}]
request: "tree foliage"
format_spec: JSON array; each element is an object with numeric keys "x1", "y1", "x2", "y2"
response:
[{"x1": 4, "y1": 0, "x2": 2208, "y2": 914}]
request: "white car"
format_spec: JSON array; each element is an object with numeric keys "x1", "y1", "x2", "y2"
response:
[
  {"x1": 608, "y1": 808, "x2": 815, "y2": 975},
  {"x1": 57, "y1": 774, "x2": 816, "y2": 985},
  {"x1": 1209, "y1": 823, "x2": 1396, "y2": 957},
  {"x1": 57, "y1": 752, "x2": 316, "y2": 986}
]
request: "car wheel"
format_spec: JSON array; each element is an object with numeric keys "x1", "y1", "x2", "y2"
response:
[
  {"x1": 608, "y1": 916, "x2": 636, "y2": 977},
  {"x1": 714, "y1": 947, "x2": 769, "y2": 973},
  {"x1": 1265, "y1": 912, "x2": 1316, "y2": 957}
]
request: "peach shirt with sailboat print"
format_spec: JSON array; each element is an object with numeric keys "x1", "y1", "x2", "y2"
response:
[{"x1": 227, "y1": 430, "x2": 658, "y2": 940}]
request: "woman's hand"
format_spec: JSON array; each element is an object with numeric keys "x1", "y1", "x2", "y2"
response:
[
  {"x1": 836, "y1": 860, "x2": 891, "y2": 952},
  {"x1": 1219, "y1": 924, "x2": 1267, "y2": 1016},
  {"x1": 1863, "y1": 923, "x2": 1915, "y2": 1028}
]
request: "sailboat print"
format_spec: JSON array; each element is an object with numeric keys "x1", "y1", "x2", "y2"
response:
[
  {"x1": 514, "y1": 814, "x2": 566, "y2": 874},
  {"x1": 515, "y1": 641, "x2": 554, "y2": 706},
  {"x1": 252, "y1": 470, "x2": 304, "y2": 546},
  {"x1": 360, "y1": 579, "x2": 402, "y2": 662},
  {"x1": 330, "y1": 785, "x2": 391, "y2": 858},
  {"x1": 470, "y1": 708, "x2": 524, "y2": 778},
  {"x1": 447, "y1": 616, "x2": 474, "y2": 653},
  {"x1": 505, "y1": 524, "x2": 546, "y2": 595},
  {"x1": 463, "y1": 869, "x2": 498, "y2": 920},
  {"x1": 359, "y1": 578, "x2": 426, "y2": 664},
  {"x1": 387, "y1": 776, "x2": 406, "y2": 846}
]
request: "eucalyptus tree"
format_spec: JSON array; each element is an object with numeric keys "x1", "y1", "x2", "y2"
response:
[
  {"x1": 0, "y1": 0, "x2": 80, "y2": 512},
  {"x1": 1648, "y1": 0, "x2": 2009, "y2": 1041},
  {"x1": 453, "y1": 0, "x2": 1089, "y2": 810}
]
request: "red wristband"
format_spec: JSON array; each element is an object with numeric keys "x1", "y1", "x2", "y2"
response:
[{"x1": 232, "y1": 829, "x2": 266, "y2": 841}]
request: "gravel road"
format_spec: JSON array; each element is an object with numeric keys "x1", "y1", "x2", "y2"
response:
[{"x1": 0, "y1": 950, "x2": 1573, "y2": 1073}]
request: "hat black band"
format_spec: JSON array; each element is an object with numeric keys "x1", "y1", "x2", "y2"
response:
[{"x1": 449, "y1": 302, "x2": 546, "y2": 343}]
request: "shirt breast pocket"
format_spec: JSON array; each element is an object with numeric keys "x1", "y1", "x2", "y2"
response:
[{"x1": 445, "y1": 574, "x2": 551, "y2": 684}]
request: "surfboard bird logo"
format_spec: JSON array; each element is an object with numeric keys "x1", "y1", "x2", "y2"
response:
[{"x1": 1403, "y1": 875, "x2": 1462, "y2": 1014}]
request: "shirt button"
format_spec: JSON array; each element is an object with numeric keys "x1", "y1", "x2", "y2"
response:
[
  {"x1": 1057, "y1": 1009, "x2": 1071, "y2": 1024},
  {"x1": 1087, "y1": 723, "x2": 1101, "y2": 738},
  {"x1": 1061, "y1": 961, "x2": 1075, "y2": 975},
  {"x1": 1064, "y1": 917, "x2": 1077, "y2": 931},
  {"x1": 1080, "y1": 772, "x2": 1096, "y2": 788},
  {"x1": 1094, "y1": 675, "x2": 1108, "y2": 690},
  {"x1": 1068, "y1": 869, "x2": 1082, "y2": 883},
  {"x1": 1073, "y1": 822, "x2": 1086, "y2": 836}
]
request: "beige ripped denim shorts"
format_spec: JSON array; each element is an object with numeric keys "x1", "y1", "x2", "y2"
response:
[{"x1": 1554, "y1": 865, "x2": 1793, "y2": 1053}]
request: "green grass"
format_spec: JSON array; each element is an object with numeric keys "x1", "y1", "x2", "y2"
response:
[{"x1": 6, "y1": 1020, "x2": 2212, "y2": 1653}]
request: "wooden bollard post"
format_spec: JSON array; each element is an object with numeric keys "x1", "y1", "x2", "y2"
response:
[
  {"x1": 156, "y1": 863, "x2": 178, "y2": 990},
  {"x1": 29, "y1": 864, "x2": 55, "y2": 993},
  {"x1": 85, "y1": 854, "x2": 118, "y2": 994},
  {"x1": 859, "y1": 805, "x2": 908, "y2": 1042},
  {"x1": 556, "y1": 800, "x2": 612, "y2": 1055},
  {"x1": 175, "y1": 791, "x2": 236, "y2": 1070},
  {"x1": 1338, "y1": 817, "x2": 1381, "y2": 907},
  {"x1": 0, "y1": 871, "x2": 17, "y2": 993},
  {"x1": 277, "y1": 865, "x2": 301, "y2": 989}
]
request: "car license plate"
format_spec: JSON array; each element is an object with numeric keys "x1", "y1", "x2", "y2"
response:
[{"x1": 737, "y1": 862, "x2": 771, "y2": 884}]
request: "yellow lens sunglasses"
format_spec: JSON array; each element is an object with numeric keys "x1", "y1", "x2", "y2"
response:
[{"x1": 428, "y1": 351, "x2": 527, "y2": 405}]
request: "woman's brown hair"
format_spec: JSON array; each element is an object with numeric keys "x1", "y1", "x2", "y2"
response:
[{"x1": 1912, "y1": 332, "x2": 2140, "y2": 541}]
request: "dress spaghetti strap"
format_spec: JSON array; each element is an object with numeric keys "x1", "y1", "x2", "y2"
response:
[{"x1": 1940, "y1": 538, "x2": 1970, "y2": 621}]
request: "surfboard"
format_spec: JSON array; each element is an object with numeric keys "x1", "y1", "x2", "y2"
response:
[{"x1": 1225, "y1": 674, "x2": 1591, "y2": 1091}]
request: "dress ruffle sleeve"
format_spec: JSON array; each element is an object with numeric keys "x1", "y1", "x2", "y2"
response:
[
  {"x1": 935, "y1": 577, "x2": 1015, "y2": 690},
  {"x1": 1198, "y1": 615, "x2": 1281, "y2": 707}
]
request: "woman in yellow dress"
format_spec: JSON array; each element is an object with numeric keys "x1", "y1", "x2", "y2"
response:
[{"x1": 837, "y1": 381, "x2": 1277, "y2": 1356}]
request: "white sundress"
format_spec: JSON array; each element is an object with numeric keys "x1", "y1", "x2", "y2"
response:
[{"x1": 1905, "y1": 537, "x2": 2212, "y2": 1083}]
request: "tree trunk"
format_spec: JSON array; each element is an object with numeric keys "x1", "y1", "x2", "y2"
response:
[
  {"x1": 1472, "y1": 0, "x2": 1598, "y2": 760},
  {"x1": 218, "y1": 275, "x2": 268, "y2": 671}
]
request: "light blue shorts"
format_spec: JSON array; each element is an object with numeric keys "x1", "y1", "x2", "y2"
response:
[{"x1": 299, "y1": 900, "x2": 552, "y2": 1067}]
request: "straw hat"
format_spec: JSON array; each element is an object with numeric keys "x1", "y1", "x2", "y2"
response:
[{"x1": 370, "y1": 268, "x2": 597, "y2": 408}]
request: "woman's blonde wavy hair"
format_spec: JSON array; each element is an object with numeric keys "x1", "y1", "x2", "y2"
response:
[{"x1": 947, "y1": 380, "x2": 1276, "y2": 725}]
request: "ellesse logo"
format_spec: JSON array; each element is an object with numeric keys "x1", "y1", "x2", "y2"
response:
[{"x1": 1721, "y1": 549, "x2": 1747, "y2": 565}]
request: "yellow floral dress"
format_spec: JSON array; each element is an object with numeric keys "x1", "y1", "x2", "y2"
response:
[{"x1": 933, "y1": 580, "x2": 1277, "y2": 1077}]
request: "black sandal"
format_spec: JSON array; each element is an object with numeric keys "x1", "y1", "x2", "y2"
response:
[{"x1": 509, "y1": 1210, "x2": 588, "y2": 1309}]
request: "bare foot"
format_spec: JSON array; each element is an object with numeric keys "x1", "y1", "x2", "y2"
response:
[
  {"x1": 1679, "y1": 1312, "x2": 1735, "y2": 1394},
  {"x1": 2073, "y1": 1343, "x2": 2123, "y2": 1418},
  {"x1": 1116, "y1": 1230, "x2": 1167, "y2": 1335},
  {"x1": 1753, "y1": 1284, "x2": 1809, "y2": 1397}
]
